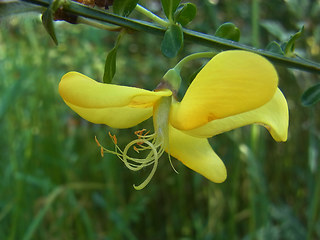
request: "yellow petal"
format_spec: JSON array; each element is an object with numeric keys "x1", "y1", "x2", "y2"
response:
[
  {"x1": 65, "y1": 102, "x2": 153, "y2": 128},
  {"x1": 59, "y1": 72, "x2": 172, "y2": 109},
  {"x1": 171, "y1": 50, "x2": 278, "y2": 130},
  {"x1": 59, "y1": 72, "x2": 172, "y2": 128},
  {"x1": 168, "y1": 125, "x2": 227, "y2": 183},
  {"x1": 180, "y1": 89, "x2": 288, "y2": 142}
]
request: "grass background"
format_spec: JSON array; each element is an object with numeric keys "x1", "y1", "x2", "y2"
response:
[{"x1": 0, "y1": 0, "x2": 320, "y2": 239}]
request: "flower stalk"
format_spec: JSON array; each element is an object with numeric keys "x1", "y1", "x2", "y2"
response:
[{"x1": 134, "y1": 4, "x2": 169, "y2": 28}]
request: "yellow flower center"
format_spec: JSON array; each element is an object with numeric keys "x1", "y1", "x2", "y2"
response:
[{"x1": 95, "y1": 95, "x2": 172, "y2": 190}]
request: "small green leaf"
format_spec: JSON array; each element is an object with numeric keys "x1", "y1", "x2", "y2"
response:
[
  {"x1": 266, "y1": 41, "x2": 284, "y2": 55},
  {"x1": 301, "y1": 83, "x2": 320, "y2": 106},
  {"x1": 41, "y1": 7, "x2": 58, "y2": 45},
  {"x1": 103, "y1": 47, "x2": 118, "y2": 83},
  {"x1": 214, "y1": 22, "x2": 240, "y2": 42},
  {"x1": 161, "y1": 0, "x2": 181, "y2": 20},
  {"x1": 113, "y1": 0, "x2": 138, "y2": 17},
  {"x1": 103, "y1": 32, "x2": 124, "y2": 83},
  {"x1": 284, "y1": 26, "x2": 304, "y2": 57},
  {"x1": 161, "y1": 24, "x2": 183, "y2": 58},
  {"x1": 40, "y1": 0, "x2": 66, "y2": 45},
  {"x1": 174, "y1": 3, "x2": 196, "y2": 26}
]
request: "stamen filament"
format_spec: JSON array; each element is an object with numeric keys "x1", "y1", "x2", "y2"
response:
[
  {"x1": 97, "y1": 129, "x2": 166, "y2": 190},
  {"x1": 94, "y1": 136, "x2": 101, "y2": 147},
  {"x1": 96, "y1": 96, "x2": 172, "y2": 190}
]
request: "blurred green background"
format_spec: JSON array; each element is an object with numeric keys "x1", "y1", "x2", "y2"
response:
[{"x1": 1, "y1": 0, "x2": 320, "y2": 239}]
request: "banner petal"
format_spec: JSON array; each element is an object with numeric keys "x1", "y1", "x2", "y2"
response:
[{"x1": 171, "y1": 50, "x2": 278, "y2": 130}]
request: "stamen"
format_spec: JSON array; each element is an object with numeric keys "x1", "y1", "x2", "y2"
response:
[
  {"x1": 100, "y1": 147, "x2": 104, "y2": 157},
  {"x1": 108, "y1": 131, "x2": 118, "y2": 145},
  {"x1": 96, "y1": 129, "x2": 166, "y2": 190},
  {"x1": 134, "y1": 129, "x2": 145, "y2": 135},
  {"x1": 94, "y1": 136, "x2": 101, "y2": 147},
  {"x1": 97, "y1": 96, "x2": 172, "y2": 190},
  {"x1": 144, "y1": 130, "x2": 150, "y2": 136},
  {"x1": 133, "y1": 146, "x2": 140, "y2": 153}
]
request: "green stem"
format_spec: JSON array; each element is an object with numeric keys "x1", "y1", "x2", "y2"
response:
[
  {"x1": 77, "y1": 17, "x2": 122, "y2": 31},
  {"x1": 21, "y1": 0, "x2": 320, "y2": 74},
  {"x1": 135, "y1": 4, "x2": 169, "y2": 28},
  {"x1": 162, "y1": 52, "x2": 217, "y2": 91},
  {"x1": 174, "y1": 51, "x2": 218, "y2": 71}
]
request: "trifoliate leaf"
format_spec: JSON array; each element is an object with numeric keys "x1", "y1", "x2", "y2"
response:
[
  {"x1": 301, "y1": 83, "x2": 320, "y2": 106},
  {"x1": 174, "y1": 3, "x2": 196, "y2": 26},
  {"x1": 214, "y1": 22, "x2": 240, "y2": 42},
  {"x1": 161, "y1": 24, "x2": 183, "y2": 58}
]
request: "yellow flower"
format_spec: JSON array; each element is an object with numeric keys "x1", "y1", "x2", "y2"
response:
[{"x1": 59, "y1": 50, "x2": 289, "y2": 189}]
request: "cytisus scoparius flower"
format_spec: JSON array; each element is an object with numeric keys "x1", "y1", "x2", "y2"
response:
[{"x1": 59, "y1": 50, "x2": 289, "y2": 189}]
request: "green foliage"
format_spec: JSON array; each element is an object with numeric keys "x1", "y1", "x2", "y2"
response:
[
  {"x1": 262, "y1": 23, "x2": 304, "y2": 57},
  {"x1": 214, "y1": 22, "x2": 240, "y2": 42},
  {"x1": 161, "y1": 24, "x2": 183, "y2": 58},
  {"x1": 41, "y1": 0, "x2": 68, "y2": 45},
  {"x1": 103, "y1": 31, "x2": 124, "y2": 83},
  {"x1": 41, "y1": 7, "x2": 58, "y2": 45},
  {"x1": 113, "y1": 0, "x2": 139, "y2": 17},
  {"x1": 283, "y1": 26, "x2": 304, "y2": 57},
  {"x1": 103, "y1": 46, "x2": 118, "y2": 83},
  {"x1": 301, "y1": 83, "x2": 320, "y2": 106},
  {"x1": 161, "y1": 0, "x2": 181, "y2": 20},
  {"x1": 174, "y1": 3, "x2": 197, "y2": 26},
  {"x1": 22, "y1": 0, "x2": 320, "y2": 73}
]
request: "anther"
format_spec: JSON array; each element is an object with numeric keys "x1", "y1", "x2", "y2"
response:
[
  {"x1": 134, "y1": 129, "x2": 147, "y2": 136},
  {"x1": 144, "y1": 130, "x2": 150, "y2": 136},
  {"x1": 108, "y1": 131, "x2": 117, "y2": 144},
  {"x1": 100, "y1": 147, "x2": 104, "y2": 157},
  {"x1": 133, "y1": 146, "x2": 140, "y2": 153},
  {"x1": 94, "y1": 136, "x2": 101, "y2": 147}
]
